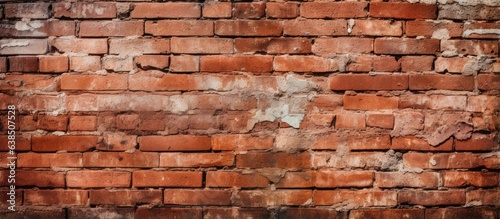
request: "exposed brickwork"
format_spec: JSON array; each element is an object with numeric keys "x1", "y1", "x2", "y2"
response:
[{"x1": 0, "y1": 0, "x2": 499, "y2": 218}]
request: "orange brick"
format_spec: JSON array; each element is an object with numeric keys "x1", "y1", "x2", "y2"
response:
[
  {"x1": 443, "y1": 172, "x2": 498, "y2": 188},
  {"x1": 67, "y1": 171, "x2": 131, "y2": 188},
  {"x1": 409, "y1": 74, "x2": 474, "y2": 91},
  {"x1": 330, "y1": 74, "x2": 408, "y2": 91},
  {"x1": 274, "y1": 56, "x2": 338, "y2": 72},
  {"x1": 336, "y1": 113, "x2": 366, "y2": 129},
  {"x1": 53, "y1": 2, "x2": 116, "y2": 18},
  {"x1": 215, "y1": 20, "x2": 282, "y2": 36},
  {"x1": 206, "y1": 171, "x2": 269, "y2": 188},
  {"x1": 133, "y1": 171, "x2": 202, "y2": 187},
  {"x1": 312, "y1": 38, "x2": 372, "y2": 55},
  {"x1": 401, "y1": 56, "x2": 434, "y2": 72},
  {"x1": 406, "y1": 20, "x2": 462, "y2": 38},
  {"x1": 314, "y1": 190, "x2": 396, "y2": 207},
  {"x1": 18, "y1": 153, "x2": 82, "y2": 168},
  {"x1": 266, "y1": 2, "x2": 299, "y2": 18},
  {"x1": 83, "y1": 152, "x2": 157, "y2": 168},
  {"x1": 80, "y1": 21, "x2": 143, "y2": 37},
  {"x1": 237, "y1": 190, "x2": 312, "y2": 207},
  {"x1": 61, "y1": 74, "x2": 128, "y2": 91},
  {"x1": 376, "y1": 172, "x2": 439, "y2": 188},
  {"x1": 343, "y1": 94, "x2": 398, "y2": 110},
  {"x1": 375, "y1": 38, "x2": 439, "y2": 55},
  {"x1": 69, "y1": 116, "x2": 97, "y2": 131},
  {"x1": 314, "y1": 171, "x2": 374, "y2": 188},
  {"x1": 24, "y1": 190, "x2": 88, "y2": 206},
  {"x1": 366, "y1": 113, "x2": 394, "y2": 129},
  {"x1": 164, "y1": 189, "x2": 231, "y2": 206},
  {"x1": 202, "y1": 2, "x2": 231, "y2": 18},
  {"x1": 201, "y1": 55, "x2": 273, "y2": 73},
  {"x1": 32, "y1": 135, "x2": 99, "y2": 152},
  {"x1": 170, "y1": 56, "x2": 200, "y2": 72},
  {"x1": 145, "y1": 20, "x2": 213, "y2": 36},
  {"x1": 171, "y1": 37, "x2": 233, "y2": 54},
  {"x1": 70, "y1": 56, "x2": 101, "y2": 72},
  {"x1": 300, "y1": 2, "x2": 368, "y2": 18},
  {"x1": 135, "y1": 55, "x2": 169, "y2": 70},
  {"x1": 139, "y1": 135, "x2": 211, "y2": 151},
  {"x1": 370, "y1": 2, "x2": 436, "y2": 19},
  {"x1": 36, "y1": 115, "x2": 68, "y2": 131},
  {"x1": 39, "y1": 56, "x2": 68, "y2": 73},
  {"x1": 233, "y1": 2, "x2": 265, "y2": 19},
  {"x1": 160, "y1": 153, "x2": 234, "y2": 167},
  {"x1": 283, "y1": 20, "x2": 347, "y2": 36},
  {"x1": 130, "y1": 3, "x2": 200, "y2": 18}
]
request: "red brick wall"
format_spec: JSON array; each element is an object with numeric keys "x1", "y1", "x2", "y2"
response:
[{"x1": 0, "y1": 0, "x2": 499, "y2": 218}]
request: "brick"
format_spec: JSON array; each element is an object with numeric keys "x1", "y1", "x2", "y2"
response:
[
  {"x1": 212, "y1": 134, "x2": 273, "y2": 151},
  {"x1": 406, "y1": 21, "x2": 462, "y2": 38},
  {"x1": 235, "y1": 38, "x2": 311, "y2": 54},
  {"x1": 401, "y1": 56, "x2": 434, "y2": 72},
  {"x1": 170, "y1": 56, "x2": 199, "y2": 72},
  {"x1": 39, "y1": 56, "x2": 68, "y2": 73},
  {"x1": 69, "y1": 116, "x2": 97, "y2": 131},
  {"x1": 133, "y1": 171, "x2": 202, "y2": 187},
  {"x1": 66, "y1": 94, "x2": 170, "y2": 112},
  {"x1": 351, "y1": 20, "x2": 402, "y2": 36},
  {"x1": 467, "y1": 95, "x2": 498, "y2": 113},
  {"x1": 0, "y1": 39, "x2": 47, "y2": 55},
  {"x1": 370, "y1": 2, "x2": 436, "y2": 19},
  {"x1": 313, "y1": 38, "x2": 372, "y2": 55},
  {"x1": 32, "y1": 136, "x2": 98, "y2": 152},
  {"x1": 135, "y1": 208, "x2": 202, "y2": 219},
  {"x1": 206, "y1": 171, "x2": 268, "y2": 188},
  {"x1": 19, "y1": 116, "x2": 36, "y2": 131},
  {"x1": 18, "y1": 153, "x2": 82, "y2": 168},
  {"x1": 347, "y1": 135, "x2": 391, "y2": 150},
  {"x1": 347, "y1": 55, "x2": 401, "y2": 72},
  {"x1": 439, "y1": 4, "x2": 500, "y2": 20},
  {"x1": 426, "y1": 208, "x2": 497, "y2": 219},
  {"x1": 366, "y1": 113, "x2": 394, "y2": 129},
  {"x1": 207, "y1": 208, "x2": 272, "y2": 219},
  {"x1": 375, "y1": 38, "x2": 439, "y2": 55},
  {"x1": 456, "y1": 135, "x2": 496, "y2": 151},
  {"x1": 435, "y1": 57, "x2": 476, "y2": 73},
  {"x1": 0, "y1": 74, "x2": 55, "y2": 91},
  {"x1": 102, "y1": 56, "x2": 134, "y2": 72},
  {"x1": 19, "y1": 95, "x2": 64, "y2": 112},
  {"x1": 336, "y1": 113, "x2": 366, "y2": 129},
  {"x1": 0, "y1": 57, "x2": 6, "y2": 72},
  {"x1": 53, "y1": 2, "x2": 116, "y2": 18},
  {"x1": 0, "y1": 189, "x2": 22, "y2": 207},
  {"x1": 350, "y1": 209, "x2": 424, "y2": 219},
  {"x1": 164, "y1": 189, "x2": 231, "y2": 206},
  {"x1": 0, "y1": 207, "x2": 65, "y2": 218},
  {"x1": 409, "y1": 74, "x2": 474, "y2": 91},
  {"x1": 116, "y1": 114, "x2": 139, "y2": 130},
  {"x1": 443, "y1": 172, "x2": 498, "y2": 187},
  {"x1": 275, "y1": 172, "x2": 314, "y2": 188},
  {"x1": 398, "y1": 190, "x2": 465, "y2": 206},
  {"x1": 83, "y1": 152, "x2": 157, "y2": 168},
  {"x1": 8, "y1": 56, "x2": 38, "y2": 72},
  {"x1": 171, "y1": 37, "x2": 233, "y2": 54},
  {"x1": 99, "y1": 132, "x2": 137, "y2": 151},
  {"x1": 464, "y1": 22, "x2": 500, "y2": 39},
  {"x1": 160, "y1": 153, "x2": 234, "y2": 167},
  {"x1": 36, "y1": 115, "x2": 68, "y2": 131},
  {"x1": 234, "y1": 3, "x2": 265, "y2": 19},
  {"x1": 135, "y1": 55, "x2": 169, "y2": 70},
  {"x1": 61, "y1": 74, "x2": 128, "y2": 91},
  {"x1": 17, "y1": 170, "x2": 65, "y2": 187},
  {"x1": 236, "y1": 190, "x2": 312, "y2": 207},
  {"x1": 478, "y1": 74, "x2": 500, "y2": 90},
  {"x1": 202, "y1": 2, "x2": 231, "y2": 18},
  {"x1": 274, "y1": 56, "x2": 338, "y2": 72},
  {"x1": 442, "y1": 40, "x2": 498, "y2": 57},
  {"x1": 215, "y1": 20, "x2": 282, "y2": 36},
  {"x1": 109, "y1": 38, "x2": 169, "y2": 55},
  {"x1": 314, "y1": 190, "x2": 397, "y2": 207},
  {"x1": 467, "y1": 190, "x2": 500, "y2": 206},
  {"x1": 80, "y1": 21, "x2": 143, "y2": 37},
  {"x1": 0, "y1": 20, "x2": 75, "y2": 37},
  {"x1": 52, "y1": 38, "x2": 107, "y2": 54},
  {"x1": 330, "y1": 74, "x2": 408, "y2": 91},
  {"x1": 131, "y1": 3, "x2": 200, "y2": 18},
  {"x1": 67, "y1": 171, "x2": 131, "y2": 188},
  {"x1": 5, "y1": 3, "x2": 50, "y2": 18},
  {"x1": 139, "y1": 135, "x2": 210, "y2": 151},
  {"x1": 266, "y1": 2, "x2": 299, "y2": 18},
  {"x1": 69, "y1": 208, "x2": 135, "y2": 219},
  {"x1": 427, "y1": 95, "x2": 467, "y2": 111},
  {"x1": 145, "y1": 20, "x2": 213, "y2": 36},
  {"x1": 70, "y1": 56, "x2": 101, "y2": 72},
  {"x1": 24, "y1": 190, "x2": 88, "y2": 206},
  {"x1": 344, "y1": 94, "x2": 398, "y2": 110},
  {"x1": 376, "y1": 172, "x2": 439, "y2": 188},
  {"x1": 236, "y1": 152, "x2": 311, "y2": 169},
  {"x1": 315, "y1": 171, "x2": 373, "y2": 188},
  {"x1": 283, "y1": 20, "x2": 347, "y2": 36},
  {"x1": 300, "y1": 2, "x2": 367, "y2": 18},
  {"x1": 201, "y1": 55, "x2": 273, "y2": 73},
  {"x1": 129, "y1": 71, "x2": 197, "y2": 91},
  {"x1": 90, "y1": 190, "x2": 162, "y2": 206},
  {"x1": 392, "y1": 136, "x2": 453, "y2": 151},
  {"x1": 0, "y1": 135, "x2": 31, "y2": 151}
]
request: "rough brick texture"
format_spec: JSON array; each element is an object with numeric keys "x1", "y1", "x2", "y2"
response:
[{"x1": 0, "y1": 0, "x2": 498, "y2": 218}]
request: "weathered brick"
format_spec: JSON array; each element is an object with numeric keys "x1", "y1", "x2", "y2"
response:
[
  {"x1": 69, "y1": 208, "x2": 135, "y2": 219},
  {"x1": 5, "y1": 3, "x2": 50, "y2": 19},
  {"x1": 212, "y1": 134, "x2": 273, "y2": 151},
  {"x1": 171, "y1": 37, "x2": 233, "y2": 54},
  {"x1": 52, "y1": 38, "x2": 107, "y2": 54},
  {"x1": 202, "y1": 2, "x2": 231, "y2": 18},
  {"x1": 401, "y1": 56, "x2": 434, "y2": 72},
  {"x1": 283, "y1": 20, "x2": 347, "y2": 36},
  {"x1": 39, "y1": 56, "x2": 68, "y2": 73},
  {"x1": 80, "y1": 21, "x2": 143, "y2": 37},
  {"x1": 160, "y1": 153, "x2": 234, "y2": 167},
  {"x1": 0, "y1": 39, "x2": 47, "y2": 55},
  {"x1": 300, "y1": 2, "x2": 368, "y2": 18},
  {"x1": 53, "y1": 2, "x2": 116, "y2": 18},
  {"x1": 455, "y1": 134, "x2": 496, "y2": 151},
  {"x1": 83, "y1": 152, "x2": 158, "y2": 168},
  {"x1": 376, "y1": 172, "x2": 439, "y2": 188},
  {"x1": 8, "y1": 56, "x2": 38, "y2": 72},
  {"x1": 409, "y1": 74, "x2": 474, "y2": 91},
  {"x1": 32, "y1": 136, "x2": 99, "y2": 152},
  {"x1": 145, "y1": 20, "x2": 213, "y2": 36},
  {"x1": 61, "y1": 74, "x2": 128, "y2": 91},
  {"x1": 367, "y1": 113, "x2": 394, "y2": 129},
  {"x1": 336, "y1": 113, "x2": 366, "y2": 129},
  {"x1": 133, "y1": 171, "x2": 202, "y2": 187},
  {"x1": 24, "y1": 190, "x2": 88, "y2": 206},
  {"x1": 36, "y1": 115, "x2": 68, "y2": 131},
  {"x1": 165, "y1": 189, "x2": 231, "y2": 206},
  {"x1": 426, "y1": 208, "x2": 497, "y2": 219},
  {"x1": 314, "y1": 190, "x2": 397, "y2": 207},
  {"x1": 131, "y1": 3, "x2": 200, "y2": 18},
  {"x1": 207, "y1": 171, "x2": 269, "y2": 188},
  {"x1": 69, "y1": 116, "x2": 97, "y2": 131},
  {"x1": 236, "y1": 190, "x2": 312, "y2": 207},
  {"x1": 478, "y1": 74, "x2": 500, "y2": 90},
  {"x1": 235, "y1": 38, "x2": 311, "y2": 54},
  {"x1": 70, "y1": 56, "x2": 101, "y2": 72},
  {"x1": 90, "y1": 190, "x2": 162, "y2": 206},
  {"x1": 464, "y1": 22, "x2": 500, "y2": 39},
  {"x1": 215, "y1": 20, "x2": 282, "y2": 36},
  {"x1": 18, "y1": 153, "x2": 82, "y2": 168},
  {"x1": 201, "y1": 55, "x2": 273, "y2": 73},
  {"x1": 313, "y1": 38, "x2": 372, "y2": 55},
  {"x1": 370, "y1": 2, "x2": 436, "y2": 19},
  {"x1": 67, "y1": 171, "x2": 131, "y2": 188},
  {"x1": 330, "y1": 74, "x2": 408, "y2": 91},
  {"x1": 266, "y1": 2, "x2": 299, "y2": 18},
  {"x1": 375, "y1": 38, "x2": 439, "y2": 55},
  {"x1": 467, "y1": 190, "x2": 500, "y2": 206},
  {"x1": 439, "y1": 4, "x2": 500, "y2": 20},
  {"x1": 315, "y1": 171, "x2": 373, "y2": 188},
  {"x1": 443, "y1": 172, "x2": 498, "y2": 188},
  {"x1": 109, "y1": 38, "x2": 170, "y2": 55},
  {"x1": 135, "y1": 208, "x2": 202, "y2": 219},
  {"x1": 350, "y1": 209, "x2": 424, "y2": 219},
  {"x1": 406, "y1": 21, "x2": 462, "y2": 38},
  {"x1": 0, "y1": 20, "x2": 75, "y2": 37},
  {"x1": 393, "y1": 136, "x2": 453, "y2": 151},
  {"x1": 135, "y1": 55, "x2": 169, "y2": 70},
  {"x1": 139, "y1": 135, "x2": 211, "y2": 151},
  {"x1": 441, "y1": 40, "x2": 498, "y2": 57},
  {"x1": 16, "y1": 170, "x2": 65, "y2": 188},
  {"x1": 234, "y1": 2, "x2": 265, "y2": 19},
  {"x1": 344, "y1": 94, "x2": 398, "y2": 110},
  {"x1": 351, "y1": 20, "x2": 403, "y2": 36},
  {"x1": 236, "y1": 152, "x2": 311, "y2": 169},
  {"x1": 66, "y1": 94, "x2": 170, "y2": 112},
  {"x1": 398, "y1": 190, "x2": 465, "y2": 206},
  {"x1": 274, "y1": 56, "x2": 338, "y2": 72},
  {"x1": 102, "y1": 55, "x2": 134, "y2": 72},
  {"x1": 207, "y1": 208, "x2": 271, "y2": 219}
]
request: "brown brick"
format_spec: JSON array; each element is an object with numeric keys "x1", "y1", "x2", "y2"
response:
[
  {"x1": 131, "y1": 3, "x2": 200, "y2": 18},
  {"x1": 350, "y1": 209, "x2": 424, "y2": 219},
  {"x1": 8, "y1": 56, "x2": 38, "y2": 72},
  {"x1": 234, "y1": 2, "x2": 265, "y2": 19},
  {"x1": 17, "y1": 170, "x2": 65, "y2": 188},
  {"x1": 133, "y1": 171, "x2": 202, "y2": 187},
  {"x1": 398, "y1": 190, "x2": 465, "y2": 206},
  {"x1": 145, "y1": 20, "x2": 213, "y2": 36},
  {"x1": 5, "y1": 3, "x2": 50, "y2": 19},
  {"x1": 300, "y1": 2, "x2": 368, "y2": 18},
  {"x1": 36, "y1": 115, "x2": 68, "y2": 131},
  {"x1": 69, "y1": 208, "x2": 134, "y2": 218},
  {"x1": 330, "y1": 74, "x2": 408, "y2": 91},
  {"x1": 67, "y1": 171, "x2": 131, "y2": 188},
  {"x1": 370, "y1": 2, "x2": 436, "y2": 19},
  {"x1": 478, "y1": 74, "x2": 500, "y2": 90},
  {"x1": 135, "y1": 208, "x2": 202, "y2": 219},
  {"x1": 236, "y1": 152, "x2": 311, "y2": 169},
  {"x1": 443, "y1": 172, "x2": 498, "y2": 188},
  {"x1": 24, "y1": 190, "x2": 88, "y2": 206},
  {"x1": 90, "y1": 190, "x2": 162, "y2": 206}
]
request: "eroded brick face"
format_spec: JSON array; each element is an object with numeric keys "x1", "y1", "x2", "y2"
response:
[{"x1": 0, "y1": 0, "x2": 499, "y2": 218}]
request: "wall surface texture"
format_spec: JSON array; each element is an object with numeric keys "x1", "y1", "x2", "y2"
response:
[{"x1": 0, "y1": 0, "x2": 499, "y2": 218}]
